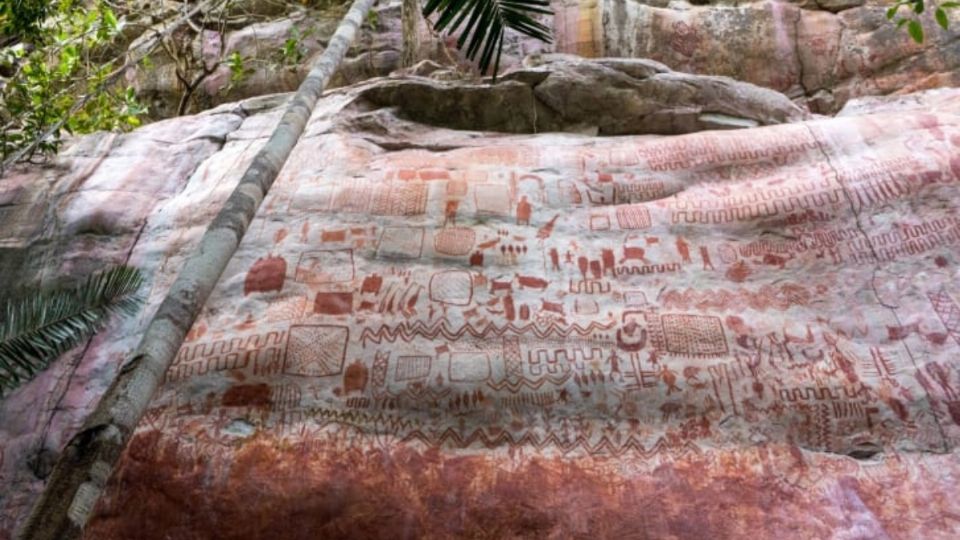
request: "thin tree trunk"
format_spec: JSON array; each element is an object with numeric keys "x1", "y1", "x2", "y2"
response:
[
  {"x1": 16, "y1": 0, "x2": 378, "y2": 537},
  {"x1": 401, "y1": 0, "x2": 421, "y2": 67}
]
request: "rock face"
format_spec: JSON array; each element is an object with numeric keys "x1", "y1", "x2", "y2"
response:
[
  {"x1": 599, "y1": 0, "x2": 960, "y2": 113},
  {"x1": 0, "y1": 91, "x2": 292, "y2": 535},
  {"x1": 362, "y1": 57, "x2": 808, "y2": 134},
  {"x1": 2, "y1": 57, "x2": 960, "y2": 537},
  {"x1": 128, "y1": 4, "x2": 407, "y2": 119},
  {"x1": 123, "y1": 0, "x2": 960, "y2": 119}
]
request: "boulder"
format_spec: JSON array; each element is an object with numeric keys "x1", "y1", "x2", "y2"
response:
[
  {"x1": 361, "y1": 56, "x2": 808, "y2": 134},
  {"x1": 598, "y1": 0, "x2": 960, "y2": 112}
]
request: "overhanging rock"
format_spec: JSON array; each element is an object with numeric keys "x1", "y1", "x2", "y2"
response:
[{"x1": 361, "y1": 57, "x2": 809, "y2": 134}]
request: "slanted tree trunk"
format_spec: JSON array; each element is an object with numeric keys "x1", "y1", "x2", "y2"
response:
[
  {"x1": 401, "y1": 0, "x2": 421, "y2": 67},
  {"x1": 16, "y1": 0, "x2": 379, "y2": 537}
]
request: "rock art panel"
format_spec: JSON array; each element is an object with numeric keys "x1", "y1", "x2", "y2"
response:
[
  {"x1": 63, "y1": 84, "x2": 960, "y2": 538},
  {"x1": 283, "y1": 325, "x2": 349, "y2": 377},
  {"x1": 2, "y1": 68, "x2": 960, "y2": 537}
]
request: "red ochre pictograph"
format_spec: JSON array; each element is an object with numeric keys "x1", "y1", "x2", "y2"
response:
[{"x1": 74, "y1": 101, "x2": 960, "y2": 540}]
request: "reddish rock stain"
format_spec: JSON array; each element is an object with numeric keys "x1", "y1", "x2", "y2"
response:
[
  {"x1": 220, "y1": 384, "x2": 272, "y2": 409},
  {"x1": 83, "y1": 433, "x2": 959, "y2": 539}
]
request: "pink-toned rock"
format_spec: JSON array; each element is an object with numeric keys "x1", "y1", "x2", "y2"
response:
[
  {"x1": 600, "y1": 0, "x2": 960, "y2": 112},
  {"x1": 0, "y1": 97, "x2": 280, "y2": 535},
  {"x1": 3, "y1": 59, "x2": 960, "y2": 538},
  {"x1": 122, "y1": 0, "x2": 960, "y2": 119}
]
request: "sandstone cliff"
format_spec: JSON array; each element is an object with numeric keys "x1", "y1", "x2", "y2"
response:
[
  {"x1": 124, "y1": 0, "x2": 960, "y2": 118},
  {"x1": 2, "y1": 2, "x2": 960, "y2": 538}
]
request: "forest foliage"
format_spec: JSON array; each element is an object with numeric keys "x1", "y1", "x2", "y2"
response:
[{"x1": 1, "y1": 1, "x2": 146, "y2": 169}]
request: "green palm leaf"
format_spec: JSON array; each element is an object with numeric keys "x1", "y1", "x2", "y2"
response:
[
  {"x1": 423, "y1": 0, "x2": 553, "y2": 80},
  {"x1": 0, "y1": 265, "x2": 144, "y2": 396}
]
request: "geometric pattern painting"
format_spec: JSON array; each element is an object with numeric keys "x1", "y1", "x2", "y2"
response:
[
  {"x1": 660, "y1": 314, "x2": 728, "y2": 357},
  {"x1": 929, "y1": 287, "x2": 960, "y2": 347},
  {"x1": 429, "y1": 270, "x2": 473, "y2": 305},
  {"x1": 283, "y1": 325, "x2": 349, "y2": 377},
  {"x1": 395, "y1": 355, "x2": 432, "y2": 382}
]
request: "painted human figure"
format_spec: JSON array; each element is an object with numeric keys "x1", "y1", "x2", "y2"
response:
[
  {"x1": 601, "y1": 248, "x2": 616, "y2": 275},
  {"x1": 676, "y1": 236, "x2": 692, "y2": 263},
  {"x1": 589, "y1": 260, "x2": 602, "y2": 280},
  {"x1": 516, "y1": 195, "x2": 532, "y2": 225},
  {"x1": 577, "y1": 256, "x2": 589, "y2": 281},
  {"x1": 660, "y1": 365, "x2": 680, "y2": 394},
  {"x1": 699, "y1": 246, "x2": 715, "y2": 270},
  {"x1": 607, "y1": 349, "x2": 623, "y2": 381},
  {"x1": 444, "y1": 199, "x2": 459, "y2": 226},
  {"x1": 549, "y1": 248, "x2": 560, "y2": 271}
]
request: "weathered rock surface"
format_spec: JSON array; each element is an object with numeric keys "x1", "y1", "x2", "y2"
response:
[
  {"x1": 128, "y1": 3, "x2": 405, "y2": 119},
  {"x1": 127, "y1": 0, "x2": 554, "y2": 119},
  {"x1": 124, "y1": 0, "x2": 960, "y2": 120},
  {"x1": 600, "y1": 0, "x2": 960, "y2": 112},
  {"x1": 2, "y1": 57, "x2": 960, "y2": 537},
  {"x1": 362, "y1": 56, "x2": 808, "y2": 134},
  {"x1": 0, "y1": 94, "x2": 280, "y2": 535}
]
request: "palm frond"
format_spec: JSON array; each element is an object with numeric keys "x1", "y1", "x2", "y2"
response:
[
  {"x1": 423, "y1": 0, "x2": 553, "y2": 80},
  {"x1": 0, "y1": 265, "x2": 144, "y2": 396}
]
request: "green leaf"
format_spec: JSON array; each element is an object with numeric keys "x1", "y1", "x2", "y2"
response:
[
  {"x1": 908, "y1": 19, "x2": 924, "y2": 42},
  {"x1": 942, "y1": 2, "x2": 960, "y2": 7},
  {"x1": 423, "y1": 0, "x2": 553, "y2": 80},
  {"x1": 886, "y1": 6, "x2": 899, "y2": 19},
  {"x1": 102, "y1": 6, "x2": 118, "y2": 32},
  {"x1": 913, "y1": 0, "x2": 924, "y2": 14},
  {"x1": 936, "y1": 7, "x2": 949, "y2": 29},
  {"x1": 0, "y1": 266, "x2": 144, "y2": 396}
]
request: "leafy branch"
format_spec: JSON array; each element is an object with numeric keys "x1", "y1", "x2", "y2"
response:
[
  {"x1": 0, "y1": 265, "x2": 144, "y2": 397},
  {"x1": 422, "y1": 0, "x2": 553, "y2": 80},
  {"x1": 0, "y1": 0, "x2": 227, "y2": 174},
  {"x1": 887, "y1": 0, "x2": 958, "y2": 42}
]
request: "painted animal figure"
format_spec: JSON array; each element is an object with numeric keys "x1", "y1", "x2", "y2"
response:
[
  {"x1": 761, "y1": 253, "x2": 790, "y2": 268},
  {"x1": 516, "y1": 274, "x2": 548, "y2": 290},
  {"x1": 659, "y1": 401, "x2": 683, "y2": 421},
  {"x1": 620, "y1": 246, "x2": 647, "y2": 263},
  {"x1": 490, "y1": 279, "x2": 513, "y2": 293},
  {"x1": 541, "y1": 299, "x2": 565, "y2": 315}
]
